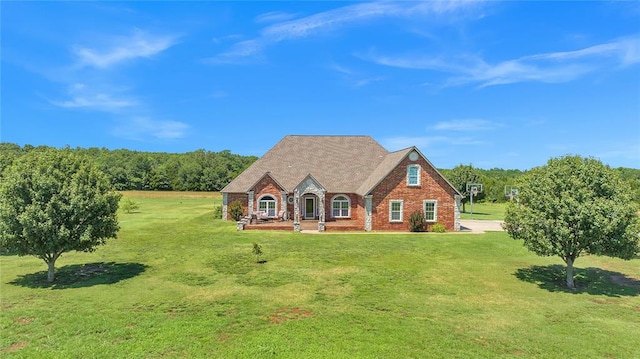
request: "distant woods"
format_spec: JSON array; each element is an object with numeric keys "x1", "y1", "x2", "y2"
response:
[
  {"x1": 1, "y1": 143, "x2": 638, "y2": 202},
  {"x1": 441, "y1": 166, "x2": 640, "y2": 204},
  {"x1": 0, "y1": 143, "x2": 257, "y2": 192}
]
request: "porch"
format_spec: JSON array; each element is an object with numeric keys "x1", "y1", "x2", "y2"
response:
[{"x1": 244, "y1": 219, "x2": 363, "y2": 231}]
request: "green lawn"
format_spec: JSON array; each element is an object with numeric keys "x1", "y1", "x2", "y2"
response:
[
  {"x1": 1, "y1": 193, "x2": 639, "y2": 358},
  {"x1": 460, "y1": 202, "x2": 507, "y2": 220}
]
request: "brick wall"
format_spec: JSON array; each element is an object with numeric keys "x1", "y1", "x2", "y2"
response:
[
  {"x1": 323, "y1": 193, "x2": 365, "y2": 227},
  {"x1": 253, "y1": 175, "x2": 285, "y2": 217},
  {"x1": 225, "y1": 193, "x2": 248, "y2": 220},
  {"x1": 370, "y1": 156, "x2": 457, "y2": 231}
]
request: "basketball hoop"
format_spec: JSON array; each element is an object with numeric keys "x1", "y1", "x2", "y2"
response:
[
  {"x1": 466, "y1": 183, "x2": 483, "y2": 196},
  {"x1": 504, "y1": 186, "x2": 518, "y2": 200},
  {"x1": 466, "y1": 183, "x2": 483, "y2": 220}
]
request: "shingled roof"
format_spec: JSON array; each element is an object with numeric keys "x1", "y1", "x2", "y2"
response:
[{"x1": 221, "y1": 135, "x2": 457, "y2": 196}]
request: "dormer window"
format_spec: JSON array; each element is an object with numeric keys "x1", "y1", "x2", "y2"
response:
[{"x1": 407, "y1": 165, "x2": 420, "y2": 186}]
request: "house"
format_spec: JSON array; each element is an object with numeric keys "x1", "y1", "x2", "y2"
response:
[{"x1": 221, "y1": 135, "x2": 462, "y2": 232}]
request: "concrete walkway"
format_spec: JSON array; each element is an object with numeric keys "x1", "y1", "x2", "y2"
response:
[
  {"x1": 299, "y1": 220, "x2": 505, "y2": 234},
  {"x1": 459, "y1": 220, "x2": 504, "y2": 233}
]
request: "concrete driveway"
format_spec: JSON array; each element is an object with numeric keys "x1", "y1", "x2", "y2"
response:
[{"x1": 460, "y1": 220, "x2": 505, "y2": 233}]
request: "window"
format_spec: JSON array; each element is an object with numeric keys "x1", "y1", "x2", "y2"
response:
[
  {"x1": 331, "y1": 195, "x2": 350, "y2": 218},
  {"x1": 423, "y1": 200, "x2": 438, "y2": 222},
  {"x1": 407, "y1": 165, "x2": 420, "y2": 186},
  {"x1": 389, "y1": 200, "x2": 403, "y2": 222},
  {"x1": 258, "y1": 195, "x2": 277, "y2": 217}
]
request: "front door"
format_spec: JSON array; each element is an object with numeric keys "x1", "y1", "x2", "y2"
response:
[{"x1": 304, "y1": 197, "x2": 316, "y2": 219}]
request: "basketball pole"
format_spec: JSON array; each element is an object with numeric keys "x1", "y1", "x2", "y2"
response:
[{"x1": 470, "y1": 189, "x2": 474, "y2": 220}]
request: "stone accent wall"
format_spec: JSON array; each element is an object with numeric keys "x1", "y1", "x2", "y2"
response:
[
  {"x1": 222, "y1": 193, "x2": 228, "y2": 220},
  {"x1": 294, "y1": 176, "x2": 326, "y2": 231},
  {"x1": 364, "y1": 195, "x2": 372, "y2": 231},
  {"x1": 369, "y1": 156, "x2": 458, "y2": 231}
]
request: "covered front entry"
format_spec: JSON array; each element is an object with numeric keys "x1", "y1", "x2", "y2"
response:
[
  {"x1": 293, "y1": 174, "x2": 326, "y2": 231},
  {"x1": 304, "y1": 195, "x2": 317, "y2": 219}
]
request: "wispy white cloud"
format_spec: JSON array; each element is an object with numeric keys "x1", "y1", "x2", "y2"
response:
[
  {"x1": 209, "y1": 90, "x2": 228, "y2": 99},
  {"x1": 255, "y1": 11, "x2": 298, "y2": 24},
  {"x1": 73, "y1": 29, "x2": 177, "y2": 68},
  {"x1": 364, "y1": 35, "x2": 640, "y2": 87},
  {"x1": 432, "y1": 119, "x2": 499, "y2": 131},
  {"x1": 114, "y1": 117, "x2": 189, "y2": 140},
  {"x1": 525, "y1": 36, "x2": 640, "y2": 65},
  {"x1": 381, "y1": 136, "x2": 449, "y2": 151},
  {"x1": 208, "y1": 1, "x2": 481, "y2": 63},
  {"x1": 328, "y1": 62, "x2": 386, "y2": 87},
  {"x1": 49, "y1": 83, "x2": 137, "y2": 112},
  {"x1": 45, "y1": 29, "x2": 188, "y2": 142},
  {"x1": 211, "y1": 34, "x2": 242, "y2": 44},
  {"x1": 381, "y1": 134, "x2": 485, "y2": 152},
  {"x1": 597, "y1": 147, "x2": 640, "y2": 163},
  {"x1": 51, "y1": 94, "x2": 136, "y2": 111},
  {"x1": 353, "y1": 76, "x2": 386, "y2": 87}
]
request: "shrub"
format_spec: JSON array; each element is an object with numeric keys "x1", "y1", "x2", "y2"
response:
[
  {"x1": 229, "y1": 200, "x2": 244, "y2": 221},
  {"x1": 121, "y1": 197, "x2": 140, "y2": 214},
  {"x1": 409, "y1": 211, "x2": 426, "y2": 232},
  {"x1": 212, "y1": 205, "x2": 222, "y2": 219},
  {"x1": 252, "y1": 242, "x2": 264, "y2": 263},
  {"x1": 431, "y1": 222, "x2": 446, "y2": 233}
]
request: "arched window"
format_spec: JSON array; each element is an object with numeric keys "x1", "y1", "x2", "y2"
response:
[
  {"x1": 258, "y1": 195, "x2": 277, "y2": 217},
  {"x1": 331, "y1": 195, "x2": 350, "y2": 218}
]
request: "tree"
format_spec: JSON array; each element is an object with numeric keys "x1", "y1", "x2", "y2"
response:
[
  {"x1": 120, "y1": 197, "x2": 140, "y2": 214},
  {"x1": 446, "y1": 164, "x2": 482, "y2": 212},
  {"x1": 503, "y1": 155, "x2": 640, "y2": 288},
  {"x1": 0, "y1": 149, "x2": 121, "y2": 282},
  {"x1": 252, "y1": 243, "x2": 264, "y2": 263}
]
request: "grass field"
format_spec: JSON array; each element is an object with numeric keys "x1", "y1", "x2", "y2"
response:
[
  {"x1": 1, "y1": 192, "x2": 639, "y2": 358},
  {"x1": 459, "y1": 202, "x2": 507, "y2": 220}
]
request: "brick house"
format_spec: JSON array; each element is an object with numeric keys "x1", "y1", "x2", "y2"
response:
[{"x1": 221, "y1": 135, "x2": 462, "y2": 231}]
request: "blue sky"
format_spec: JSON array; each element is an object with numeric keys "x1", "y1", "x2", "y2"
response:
[{"x1": 2, "y1": 1, "x2": 639, "y2": 170}]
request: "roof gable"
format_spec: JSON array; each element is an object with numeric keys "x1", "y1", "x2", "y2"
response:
[
  {"x1": 249, "y1": 171, "x2": 287, "y2": 192},
  {"x1": 357, "y1": 146, "x2": 461, "y2": 196},
  {"x1": 294, "y1": 173, "x2": 326, "y2": 194}
]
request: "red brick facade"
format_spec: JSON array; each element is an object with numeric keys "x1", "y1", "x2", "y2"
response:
[
  {"x1": 225, "y1": 157, "x2": 457, "y2": 231},
  {"x1": 369, "y1": 157, "x2": 458, "y2": 231},
  {"x1": 222, "y1": 137, "x2": 459, "y2": 232}
]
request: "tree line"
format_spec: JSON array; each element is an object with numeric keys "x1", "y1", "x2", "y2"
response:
[
  {"x1": 0, "y1": 143, "x2": 257, "y2": 192},
  {"x1": 440, "y1": 164, "x2": 640, "y2": 204},
  {"x1": 1, "y1": 143, "x2": 638, "y2": 201}
]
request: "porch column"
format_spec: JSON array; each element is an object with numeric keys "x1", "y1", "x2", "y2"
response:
[
  {"x1": 222, "y1": 193, "x2": 228, "y2": 220},
  {"x1": 364, "y1": 195, "x2": 373, "y2": 231},
  {"x1": 454, "y1": 194, "x2": 462, "y2": 231},
  {"x1": 318, "y1": 191, "x2": 326, "y2": 231},
  {"x1": 293, "y1": 189, "x2": 301, "y2": 231},
  {"x1": 247, "y1": 190, "x2": 254, "y2": 216},
  {"x1": 280, "y1": 191, "x2": 288, "y2": 220}
]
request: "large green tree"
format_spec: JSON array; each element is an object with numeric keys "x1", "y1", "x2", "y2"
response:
[
  {"x1": 445, "y1": 164, "x2": 483, "y2": 212},
  {"x1": 504, "y1": 155, "x2": 640, "y2": 288},
  {"x1": 0, "y1": 149, "x2": 121, "y2": 282}
]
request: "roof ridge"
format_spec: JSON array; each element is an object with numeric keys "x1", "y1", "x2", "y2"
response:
[{"x1": 286, "y1": 134, "x2": 372, "y2": 138}]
